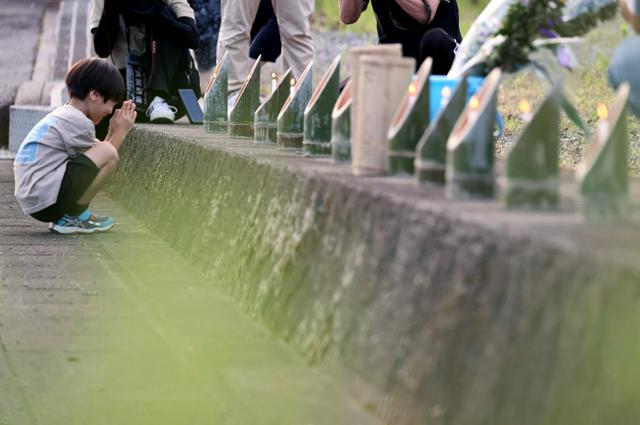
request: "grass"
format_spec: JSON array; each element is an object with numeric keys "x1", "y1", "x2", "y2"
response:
[
  {"x1": 314, "y1": 1, "x2": 640, "y2": 174},
  {"x1": 498, "y1": 17, "x2": 640, "y2": 173}
]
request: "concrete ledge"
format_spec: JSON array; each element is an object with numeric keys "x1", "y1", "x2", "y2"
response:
[{"x1": 109, "y1": 124, "x2": 640, "y2": 425}]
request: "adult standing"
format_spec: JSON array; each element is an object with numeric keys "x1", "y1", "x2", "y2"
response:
[
  {"x1": 188, "y1": 0, "x2": 281, "y2": 95},
  {"x1": 217, "y1": 0, "x2": 314, "y2": 94},
  {"x1": 339, "y1": 0, "x2": 461, "y2": 74}
]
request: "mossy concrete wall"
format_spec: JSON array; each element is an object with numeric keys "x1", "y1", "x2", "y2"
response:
[{"x1": 109, "y1": 124, "x2": 640, "y2": 425}]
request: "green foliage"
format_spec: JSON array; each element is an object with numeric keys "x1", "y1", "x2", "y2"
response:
[{"x1": 485, "y1": 0, "x2": 566, "y2": 73}]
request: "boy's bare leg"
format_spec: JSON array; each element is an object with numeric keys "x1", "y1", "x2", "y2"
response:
[
  {"x1": 76, "y1": 141, "x2": 119, "y2": 206},
  {"x1": 73, "y1": 100, "x2": 135, "y2": 209}
]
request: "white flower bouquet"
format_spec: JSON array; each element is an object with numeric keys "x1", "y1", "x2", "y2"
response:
[{"x1": 448, "y1": 0, "x2": 618, "y2": 78}]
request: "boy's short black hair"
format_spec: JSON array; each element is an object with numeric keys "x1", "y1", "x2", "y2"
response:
[{"x1": 65, "y1": 58, "x2": 125, "y2": 103}]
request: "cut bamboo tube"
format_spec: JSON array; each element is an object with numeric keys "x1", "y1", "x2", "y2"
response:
[
  {"x1": 577, "y1": 83, "x2": 631, "y2": 220},
  {"x1": 352, "y1": 55, "x2": 415, "y2": 176},
  {"x1": 228, "y1": 56, "x2": 262, "y2": 138},
  {"x1": 203, "y1": 52, "x2": 229, "y2": 133},
  {"x1": 415, "y1": 77, "x2": 468, "y2": 185},
  {"x1": 503, "y1": 84, "x2": 562, "y2": 209},
  {"x1": 303, "y1": 55, "x2": 341, "y2": 156},
  {"x1": 331, "y1": 79, "x2": 353, "y2": 162},
  {"x1": 349, "y1": 45, "x2": 402, "y2": 163},
  {"x1": 254, "y1": 68, "x2": 293, "y2": 144},
  {"x1": 277, "y1": 61, "x2": 313, "y2": 148},
  {"x1": 446, "y1": 68, "x2": 502, "y2": 199},
  {"x1": 387, "y1": 58, "x2": 432, "y2": 175}
]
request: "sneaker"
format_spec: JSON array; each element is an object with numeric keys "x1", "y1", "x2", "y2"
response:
[
  {"x1": 49, "y1": 213, "x2": 115, "y2": 234},
  {"x1": 146, "y1": 96, "x2": 177, "y2": 124}
]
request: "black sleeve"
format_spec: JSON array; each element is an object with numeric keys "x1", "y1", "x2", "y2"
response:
[
  {"x1": 154, "y1": 4, "x2": 199, "y2": 49},
  {"x1": 92, "y1": 6, "x2": 121, "y2": 57}
]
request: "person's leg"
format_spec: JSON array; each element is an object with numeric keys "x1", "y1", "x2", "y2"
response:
[
  {"x1": 608, "y1": 35, "x2": 640, "y2": 118},
  {"x1": 146, "y1": 35, "x2": 196, "y2": 121},
  {"x1": 49, "y1": 149, "x2": 116, "y2": 234},
  {"x1": 76, "y1": 141, "x2": 119, "y2": 206},
  {"x1": 417, "y1": 28, "x2": 457, "y2": 75},
  {"x1": 250, "y1": 0, "x2": 271, "y2": 38},
  {"x1": 216, "y1": 0, "x2": 260, "y2": 92},
  {"x1": 148, "y1": 37, "x2": 182, "y2": 100},
  {"x1": 271, "y1": 0, "x2": 314, "y2": 80},
  {"x1": 250, "y1": 17, "x2": 282, "y2": 62}
]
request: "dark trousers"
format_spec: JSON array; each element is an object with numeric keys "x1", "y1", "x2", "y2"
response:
[
  {"x1": 148, "y1": 32, "x2": 195, "y2": 110},
  {"x1": 384, "y1": 28, "x2": 458, "y2": 75},
  {"x1": 249, "y1": 0, "x2": 282, "y2": 63},
  {"x1": 416, "y1": 28, "x2": 458, "y2": 74}
]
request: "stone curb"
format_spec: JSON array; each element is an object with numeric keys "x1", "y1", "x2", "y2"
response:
[{"x1": 108, "y1": 124, "x2": 640, "y2": 425}]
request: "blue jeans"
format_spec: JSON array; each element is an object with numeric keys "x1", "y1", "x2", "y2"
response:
[{"x1": 609, "y1": 35, "x2": 640, "y2": 117}]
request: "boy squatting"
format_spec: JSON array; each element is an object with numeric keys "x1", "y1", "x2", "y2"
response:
[{"x1": 14, "y1": 58, "x2": 136, "y2": 234}]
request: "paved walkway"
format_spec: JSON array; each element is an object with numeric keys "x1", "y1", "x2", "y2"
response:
[{"x1": 0, "y1": 159, "x2": 374, "y2": 425}]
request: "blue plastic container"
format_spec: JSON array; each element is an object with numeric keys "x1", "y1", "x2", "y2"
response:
[
  {"x1": 429, "y1": 75, "x2": 504, "y2": 137},
  {"x1": 428, "y1": 75, "x2": 485, "y2": 121}
]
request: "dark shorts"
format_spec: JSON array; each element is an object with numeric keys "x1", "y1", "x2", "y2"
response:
[{"x1": 31, "y1": 154, "x2": 99, "y2": 223}]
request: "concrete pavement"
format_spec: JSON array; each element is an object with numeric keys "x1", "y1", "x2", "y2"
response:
[{"x1": 0, "y1": 159, "x2": 376, "y2": 425}]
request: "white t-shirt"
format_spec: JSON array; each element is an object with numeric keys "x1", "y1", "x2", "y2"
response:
[{"x1": 14, "y1": 105, "x2": 96, "y2": 215}]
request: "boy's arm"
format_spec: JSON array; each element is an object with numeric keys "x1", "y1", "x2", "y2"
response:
[
  {"x1": 105, "y1": 128, "x2": 128, "y2": 150},
  {"x1": 106, "y1": 101, "x2": 136, "y2": 150}
]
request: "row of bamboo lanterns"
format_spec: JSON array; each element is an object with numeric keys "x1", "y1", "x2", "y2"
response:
[{"x1": 202, "y1": 45, "x2": 632, "y2": 221}]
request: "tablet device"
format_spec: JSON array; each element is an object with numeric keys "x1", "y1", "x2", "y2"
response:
[{"x1": 178, "y1": 89, "x2": 204, "y2": 124}]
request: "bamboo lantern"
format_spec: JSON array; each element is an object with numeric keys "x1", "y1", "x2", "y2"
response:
[
  {"x1": 352, "y1": 55, "x2": 415, "y2": 176},
  {"x1": 387, "y1": 58, "x2": 433, "y2": 175},
  {"x1": 415, "y1": 77, "x2": 468, "y2": 185},
  {"x1": 228, "y1": 56, "x2": 262, "y2": 138},
  {"x1": 277, "y1": 61, "x2": 313, "y2": 148},
  {"x1": 577, "y1": 83, "x2": 631, "y2": 220},
  {"x1": 303, "y1": 55, "x2": 341, "y2": 156},
  {"x1": 503, "y1": 85, "x2": 562, "y2": 209},
  {"x1": 254, "y1": 68, "x2": 293, "y2": 144},
  {"x1": 203, "y1": 52, "x2": 229, "y2": 133},
  {"x1": 446, "y1": 68, "x2": 502, "y2": 199},
  {"x1": 331, "y1": 80, "x2": 353, "y2": 162}
]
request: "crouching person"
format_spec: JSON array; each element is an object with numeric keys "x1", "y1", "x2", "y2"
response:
[
  {"x1": 91, "y1": 0, "x2": 200, "y2": 125},
  {"x1": 13, "y1": 58, "x2": 136, "y2": 234}
]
